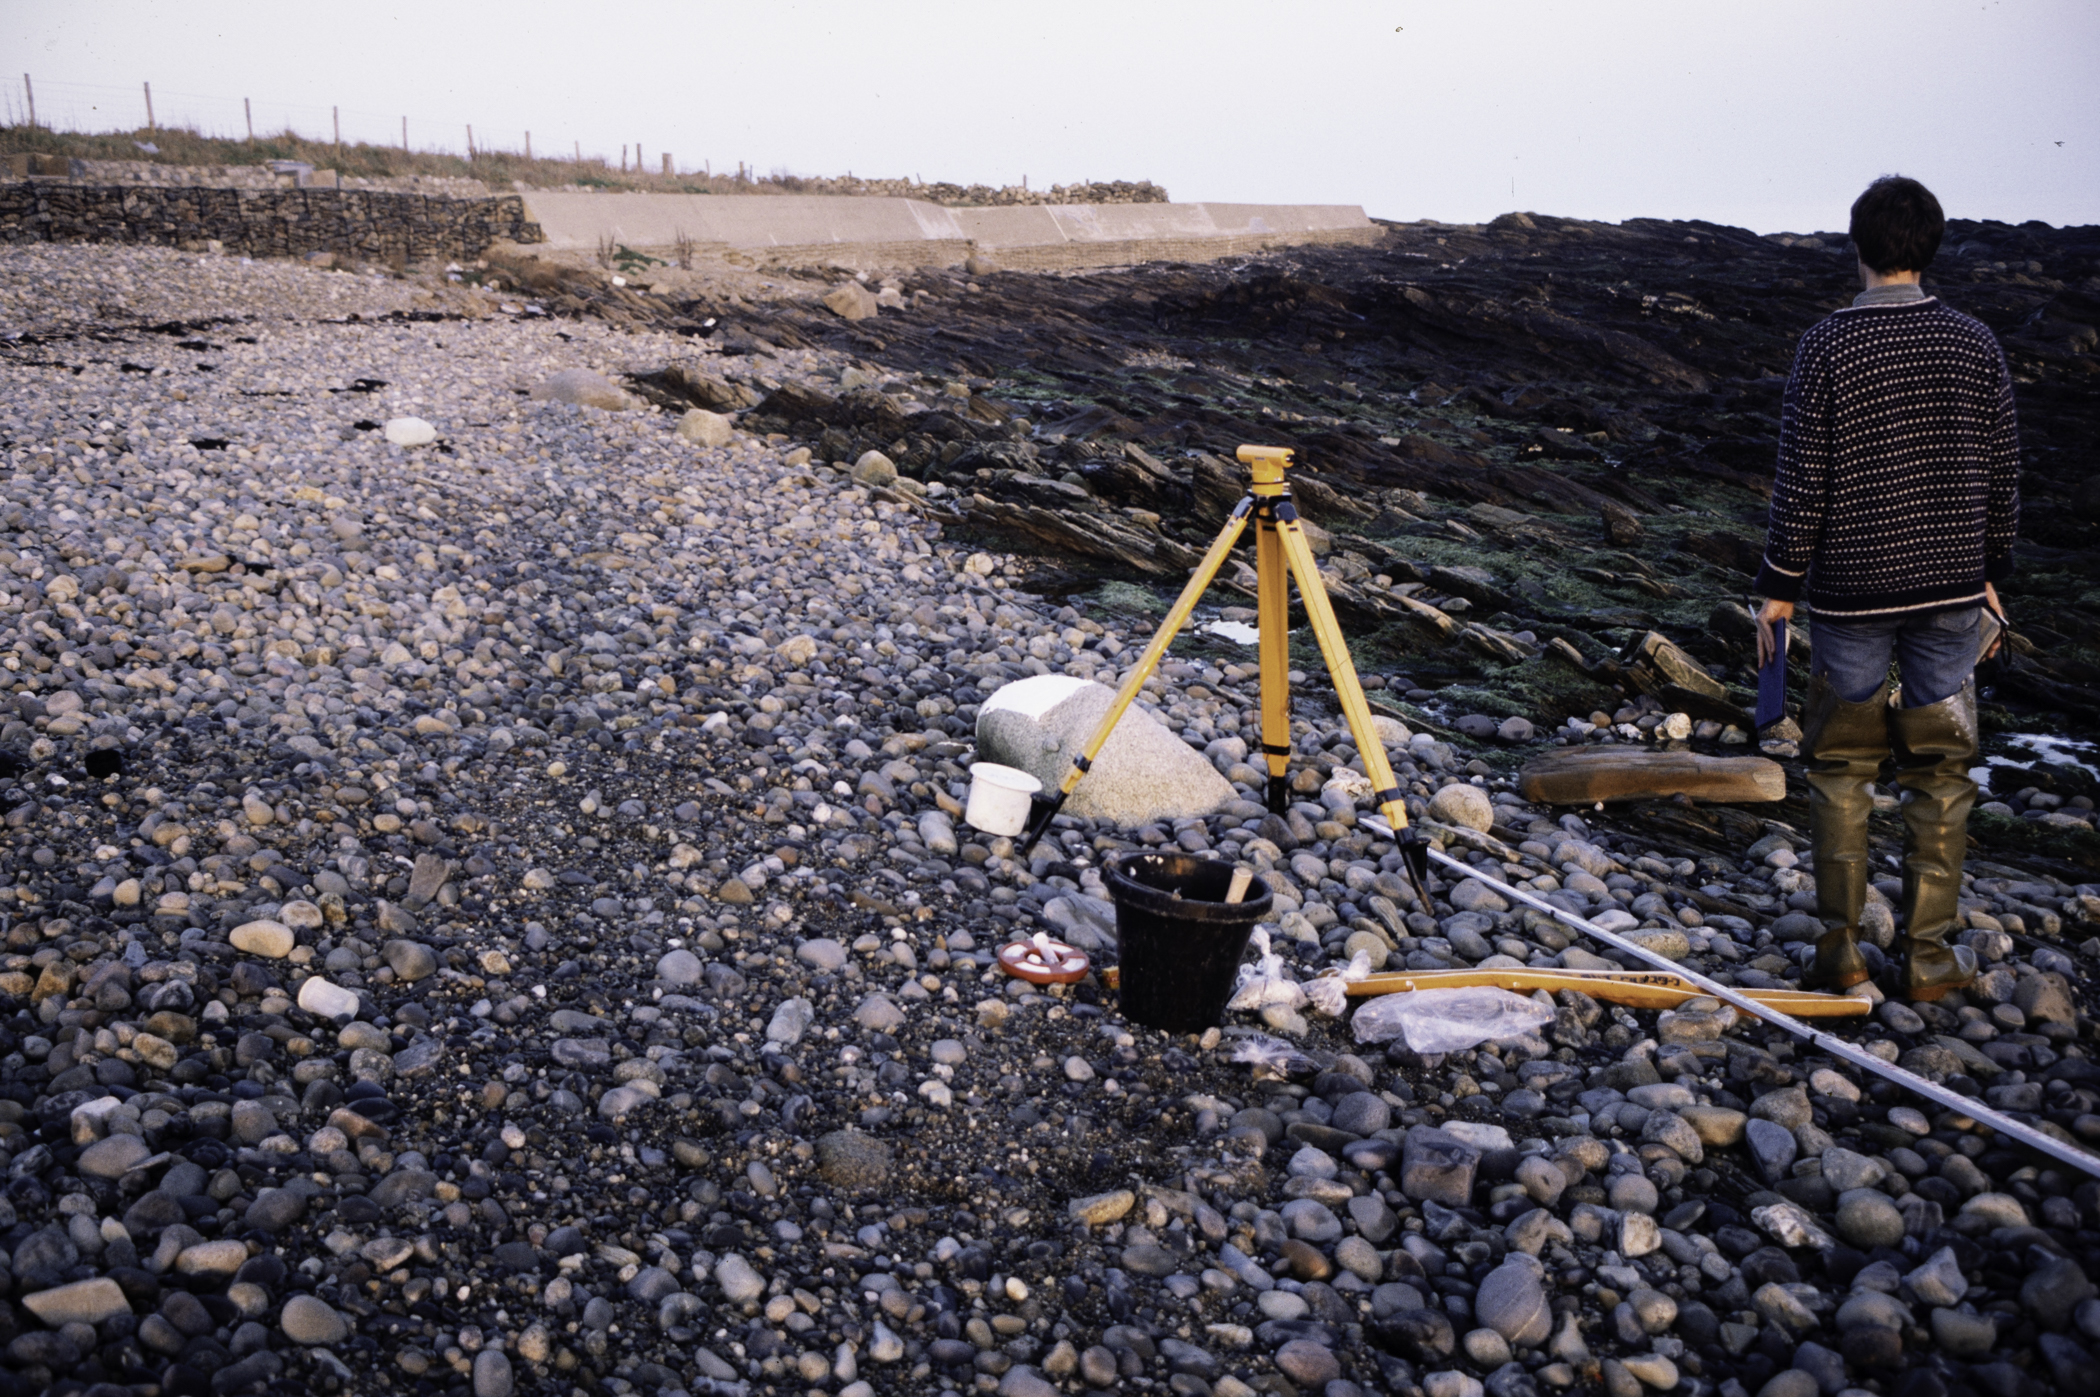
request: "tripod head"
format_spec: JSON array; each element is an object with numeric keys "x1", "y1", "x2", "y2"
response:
[{"x1": 1236, "y1": 444, "x2": 1294, "y2": 493}]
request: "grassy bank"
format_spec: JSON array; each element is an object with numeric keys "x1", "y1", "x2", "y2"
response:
[
  {"x1": 0, "y1": 122, "x2": 767, "y2": 193},
  {"x1": 0, "y1": 124, "x2": 1167, "y2": 205}
]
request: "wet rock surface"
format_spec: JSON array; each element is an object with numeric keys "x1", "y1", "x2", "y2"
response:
[{"x1": 0, "y1": 229, "x2": 2095, "y2": 1397}]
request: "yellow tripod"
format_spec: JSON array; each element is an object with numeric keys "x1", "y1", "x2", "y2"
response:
[{"x1": 1017, "y1": 444, "x2": 1435, "y2": 909}]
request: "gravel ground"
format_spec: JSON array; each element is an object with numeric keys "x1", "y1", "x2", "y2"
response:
[{"x1": 1, "y1": 242, "x2": 2098, "y2": 1397}]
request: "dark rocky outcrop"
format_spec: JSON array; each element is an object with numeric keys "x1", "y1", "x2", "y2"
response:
[{"x1": 669, "y1": 213, "x2": 2100, "y2": 748}]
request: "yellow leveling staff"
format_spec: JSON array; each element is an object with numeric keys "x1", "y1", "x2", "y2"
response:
[{"x1": 1343, "y1": 965, "x2": 1872, "y2": 1019}]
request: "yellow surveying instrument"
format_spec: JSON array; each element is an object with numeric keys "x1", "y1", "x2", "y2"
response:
[{"x1": 1017, "y1": 444, "x2": 1437, "y2": 910}]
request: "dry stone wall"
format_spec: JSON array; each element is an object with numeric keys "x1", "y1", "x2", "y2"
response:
[
  {"x1": 69, "y1": 159, "x2": 491, "y2": 196},
  {"x1": 0, "y1": 182, "x2": 541, "y2": 261}
]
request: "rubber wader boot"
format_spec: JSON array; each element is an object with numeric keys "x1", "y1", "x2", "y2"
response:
[
  {"x1": 1891, "y1": 678, "x2": 1981, "y2": 1001},
  {"x1": 1800, "y1": 675, "x2": 1889, "y2": 991}
]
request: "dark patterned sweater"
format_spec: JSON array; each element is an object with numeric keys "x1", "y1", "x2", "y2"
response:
[{"x1": 1754, "y1": 297, "x2": 2020, "y2": 618}]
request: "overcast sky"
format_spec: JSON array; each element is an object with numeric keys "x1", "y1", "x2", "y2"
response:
[{"x1": 8, "y1": 0, "x2": 2097, "y2": 232}]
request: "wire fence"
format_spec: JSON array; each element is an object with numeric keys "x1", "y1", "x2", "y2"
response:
[
  {"x1": 3, "y1": 73, "x2": 1142, "y2": 202},
  {"x1": 6, "y1": 73, "x2": 674, "y2": 171}
]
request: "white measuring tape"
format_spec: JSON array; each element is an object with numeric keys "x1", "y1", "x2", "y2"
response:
[{"x1": 1405, "y1": 842, "x2": 2100, "y2": 1180}]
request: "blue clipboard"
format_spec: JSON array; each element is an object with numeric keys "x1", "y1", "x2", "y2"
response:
[{"x1": 1756, "y1": 619, "x2": 1787, "y2": 729}]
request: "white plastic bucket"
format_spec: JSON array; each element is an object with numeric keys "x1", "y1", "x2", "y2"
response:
[{"x1": 965, "y1": 762, "x2": 1043, "y2": 836}]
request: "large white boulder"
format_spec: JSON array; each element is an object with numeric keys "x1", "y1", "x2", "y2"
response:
[{"x1": 975, "y1": 676, "x2": 1234, "y2": 827}]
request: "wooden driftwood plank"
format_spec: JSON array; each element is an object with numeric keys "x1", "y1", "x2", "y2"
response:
[{"x1": 1519, "y1": 747, "x2": 1786, "y2": 805}]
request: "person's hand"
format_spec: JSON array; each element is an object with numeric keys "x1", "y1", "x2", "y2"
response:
[
  {"x1": 1756, "y1": 598, "x2": 1795, "y2": 670},
  {"x1": 1983, "y1": 582, "x2": 2006, "y2": 660}
]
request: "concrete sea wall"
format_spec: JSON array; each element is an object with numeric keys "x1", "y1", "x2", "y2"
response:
[{"x1": 520, "y1": 192, "x2": 1380, "y2": 270}]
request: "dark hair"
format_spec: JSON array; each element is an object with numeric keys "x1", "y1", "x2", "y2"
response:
[{"x1": 1850, "y1": 176, "x2": 1944, "y2": 274}]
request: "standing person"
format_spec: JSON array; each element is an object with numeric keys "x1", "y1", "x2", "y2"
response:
[{"x1": 1754, "y1": 175, "x2": 2019, "y2": 1003}]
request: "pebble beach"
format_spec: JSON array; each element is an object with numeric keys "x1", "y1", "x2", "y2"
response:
[{"x1": 1, "y1": 240, "x2": 2097, "y2": 1397}]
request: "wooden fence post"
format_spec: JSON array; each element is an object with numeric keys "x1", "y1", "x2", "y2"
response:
[
  {"x1": 244, "y1": 97, "x2": 253, "y2": 141},
  {"x1": 22, "y1": 74, "x2": 32, "y2": 129},
  {"x1": 662, "y1": 152, "x2": 672, "y2": 177},
  {"x1": 402, "y1": 116, "x2": 408, "y2": 152},
  {"x1": 525, "y1": 131, "x2": 531, "y2": 160},
  {"x1": 144, "y1": 81, "x2": 155, "y2": 131},
  {"x1": 467, "y1": 125, "x2": 475, "y2": 159},
  {"x1": 333, "y1": 106, "x2": 340, "y2": 159}
]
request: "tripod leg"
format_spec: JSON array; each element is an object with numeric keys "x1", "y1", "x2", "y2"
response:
[
  {"x1": 1015, "y1": 501, "x2": 1254, "y2": 852},
  {"x1": 1256, "y1": 509, "x2": 1293, "y2": 815},
  {"x1": 1273, "y1": 510, "x2": 1434, "y2": 910}
]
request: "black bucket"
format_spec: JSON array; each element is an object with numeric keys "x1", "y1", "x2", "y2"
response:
[{"x1": 1105, "y1": 852, "x2": 1273, "y2": 1034}]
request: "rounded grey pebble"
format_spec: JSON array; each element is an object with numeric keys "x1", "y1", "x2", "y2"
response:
[
  {"x1": 245, "y1": 1188, "x2": 305, "y2": 1233},
  {"x1": 1836, "y1": 1193, "x2": 1906, "y2": 1249},
  {"x1": 1474, "y1": 1261, "x2": 1552, "y2": 1346},
  {"x1": 279, "y1": 1294, "x2": 349, "y2": 1346},
  {"x1": 1608, "y1": 1172, "x2": 1659, "y2": 1215},
  {"x1": 795, "y1": 937, "x2": 848, "y2": 971},
  {"x1": 656, "y1": 949, "x2": 703, "y2": 985},
  {"x1": 816, "y1": 1130, "x2": 894, "y2": 1189},
  {"x1": 382, "y1": 939, "x2": 438, "y2": 981},
  {"x1": 473, "y1": 1347, "x2": 514, "y2": 1397},
  {"x1": 1755, "y1": 1370, "x2": 1821, "y2": 1397},
  {"x1": 1274, "y1": 1339, "x2": 1341, "y2": 1385},
  {"x1": 1330, "y1": 1090, "x2": 1391, "y2": 1136}
]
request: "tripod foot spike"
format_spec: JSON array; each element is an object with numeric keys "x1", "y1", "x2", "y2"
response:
[
  {"x1": 1016, "y1": 790, "x2": 1067, "y2": 857},
  {"x1": 1398, "y1": 828, "x2": 1434, "y2": 914}
]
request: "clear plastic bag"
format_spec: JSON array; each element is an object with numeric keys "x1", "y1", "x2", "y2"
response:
[
  {"x1": 1229, "y1": 1032, "x2": 1319, "y2": 1080},
  {"x1": 1227, "y1": 929, "x2": 1306, "y2": 1012},
  {"x1": 1304, "y1": 975, "x2": 1349, "y2": 1018},
  {"x1": 1350, "y1": 986, "x2": 1556, "y2": 1053},
  {"x1": 1230, "y1": 1032, "x2": 1301, "y2": 1069},
  {"x1": 1304, "y1": 948, "x2": 1375, "y2": 1018}
]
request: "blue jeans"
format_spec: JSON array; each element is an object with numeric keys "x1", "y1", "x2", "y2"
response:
[{"x1": 1810, "y1": 607, "x2": 1980, "y2": 708}]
